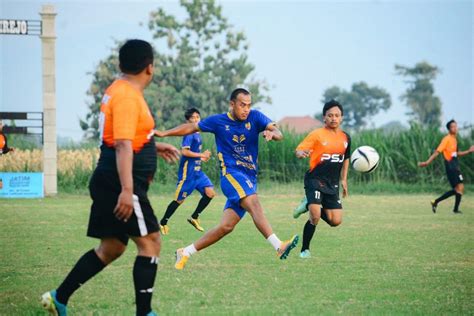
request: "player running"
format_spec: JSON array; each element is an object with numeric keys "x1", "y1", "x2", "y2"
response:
[
  {"x1": 418, "y1": 119, "x2": 474, "y2": 214},
  {"x1": 294, "y1": 100, "x2": 350, "y2": 259},
  {"x1": 159, "y1": 108, "x2": 216, "y2": 235},
  {"x1": 41, "y1": 40, "x2": 179, "y2": 316},
  {"x1": 155, "y1": 88, "x2": 299, "y2": 269}
]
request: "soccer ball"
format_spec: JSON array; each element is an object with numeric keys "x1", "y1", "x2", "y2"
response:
[{"x1": 350, "y1": 146, "x2": 380, "y2": 173}]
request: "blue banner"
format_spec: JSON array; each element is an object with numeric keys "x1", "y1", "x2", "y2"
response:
[{"x1": 0, "y1": 172, "x2": 44, "y2": 198}]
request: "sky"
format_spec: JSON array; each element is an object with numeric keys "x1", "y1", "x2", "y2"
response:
[{"x1": 0, "y1": 0, "x2": 472, "y2": 140}]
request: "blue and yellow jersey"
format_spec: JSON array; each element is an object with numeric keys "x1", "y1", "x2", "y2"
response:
[
  {"x1": 198, "y1": 110, "x2": 273, "y2": 179},
  {"x1": 177, "y1": 132, "x2": 203, "y2": 180}
]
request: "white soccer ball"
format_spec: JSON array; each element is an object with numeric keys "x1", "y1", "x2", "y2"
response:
[{"x1": 350, "y1": 146, "x2": 380, "y2": 173}]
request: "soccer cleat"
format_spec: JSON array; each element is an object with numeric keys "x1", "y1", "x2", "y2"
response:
[
  {"x1": 430, "y1": 200, "x2": 437, "y2": 213},
  {"x1": 453, "y1": 210, "x2": 463, "y2": 214},
  {"x1": 146, "y1": 312, "x2": 158, "y2": 316},
  {"x1": 277, "y1": 235, "x2": 299, "y2": 260},
  {"x1": 41, "y1": 290, "x2": 67, "y2": 316},
  {"x1": 174, "y1": 248, "x2": 189, "y2": 270},
  {"x1": 187, "y1": 218, "x2": 204, "y2": 232},
  {"x1": 159, "y1": 224, "x2": 169, "y2": 235},
  {"x1": 299, "y1": 249, "x2": 311, "y2": 259},
  {"x1": 293, "y1": 197, "x2": 309, "y2": 219}
]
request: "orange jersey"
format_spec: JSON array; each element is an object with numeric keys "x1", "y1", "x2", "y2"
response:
[
  {"x1": 296, "y1": 127, "x2": 350, "y2": 183},
  {"x1": 0, "y1": 134, "x2": 5, "y2": 149},
  {"x1": 436, "y1": 134, "x2": 458, "y2": 162},
  {"x1": 0, "y1": 133, "x2": 11, "y2": 154},
  {"x1": 99, "y1": 79, "x2": 155, "y2": 152}
]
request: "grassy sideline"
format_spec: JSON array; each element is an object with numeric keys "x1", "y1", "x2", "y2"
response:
[{"x1": 1, "y1": 189, "x2": 473, "y2": 315}]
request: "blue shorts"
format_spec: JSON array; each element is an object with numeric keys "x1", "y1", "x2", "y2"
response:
[
  {"x1": 174, "y1": 173, "x2": 213, "y2": 201},
  {"x1": 220, "y1": 171, "x2": 257, "y2": 218}
]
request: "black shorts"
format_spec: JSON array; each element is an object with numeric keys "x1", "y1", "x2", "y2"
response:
[
  {"x1": 446, "y1": 167, "x2": 463, "y2": 188},
  {"x1": 87, "y1": 169, "x2": 159, "y2": 245},
  {"x1": 304, "y1": 177, "x2": 342, "y2": 210}
]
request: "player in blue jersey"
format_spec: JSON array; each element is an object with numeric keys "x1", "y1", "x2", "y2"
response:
[
  {"x1": 159, "y1": 108, "x2": 216, "y2": 235},
  {"x1": 155, "y1": 88, "x2": 299, "y2": 269}
]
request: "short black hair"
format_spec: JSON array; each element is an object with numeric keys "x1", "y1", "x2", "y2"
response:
[
  {"x1": 230, "y1": 88, "x2": 250, "y2": 101},
  {"x1": 185, "y1": 108, "x2": 200, "y2": 120},
  {"x1": 323, "y1": 99, "x2": 344, "y2": 116},
  {"x1": 446, "y1": 119, "x2": 456, "y2": 130},
  {"x1": 119, "y1": 39, "x2": 154, "y2": 75}
]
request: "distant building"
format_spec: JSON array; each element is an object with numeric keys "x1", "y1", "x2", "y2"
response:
[{"x1": 278, "y1": 115, "x2": 323, "y2": 134}]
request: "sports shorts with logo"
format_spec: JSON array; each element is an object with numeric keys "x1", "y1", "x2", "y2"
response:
[
  {"x1": 175, "y1": 173, "x2": 214, "y2": 201},
  {"x1": 304, "y1": 175, "x2": 342, "y2": 210},
  {"x1": 87, "y1": 169, "x2": 159, "y2": 245},
  {"x1": 220, "y1": 170, "x2": 257, "y2": 218}
]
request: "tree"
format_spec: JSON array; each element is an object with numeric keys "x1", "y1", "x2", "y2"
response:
[
  {"x1": 80, "y1": 0, "x2": 271, "y2": 139},
  {"x1": 320, "y1": 82, "x2": 391, "y2": 130},
  {"x1": 80, "y1": 53, "x2": 119, "y2": 140},
  {"x1": 395, "y1": 61, "x2": 442, "y2": 128}
]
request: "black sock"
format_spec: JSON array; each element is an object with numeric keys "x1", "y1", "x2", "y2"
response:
[
  {"x1": 134, "y1": 256, "x2": 158, "y2": 316},
  {"x1": 56, "y1": 249, "x2": 106, "y2": 305},
  {"x1": 191, "y1": 196, "x2": 212, "y2": 219},
  {"x1": 320, "y1": 208, "x2": 330, "y2": 225},
  {"x1": 301, "y1": 220, "x2": 316, "y2": 252},
  {"x1": 160, "y1": 201, "x2": 180, "y2": 225},
  {"x1": 435, "y1": 190, "x2": 455, "y2": 205},
  {"x1": 454, "y1": 193, "x2": 462, "y2": 212}
]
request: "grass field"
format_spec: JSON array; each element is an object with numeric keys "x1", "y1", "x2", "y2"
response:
[{"x1": 1, "y1": 189, "x2": 473, "y2": 315}]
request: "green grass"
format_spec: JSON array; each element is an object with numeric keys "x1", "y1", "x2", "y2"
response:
[{"x1": 1, "y1": 189, "x2": 473, "y2": 315}]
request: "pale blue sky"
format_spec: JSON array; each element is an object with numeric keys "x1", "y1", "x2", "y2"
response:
[{"x1": 1, "y1": 0, "x2": 472, "y2": 140}]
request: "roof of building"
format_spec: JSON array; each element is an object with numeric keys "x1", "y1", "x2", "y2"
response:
[{"x1": 278, "y1": 115, "x2": 323, "y2": 134}]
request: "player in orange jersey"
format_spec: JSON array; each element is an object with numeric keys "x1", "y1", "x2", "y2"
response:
[
  {"x1": 0, "y1": 121, "x2": 14, "y2": 155},
  {"x1": 294, "y1": 100, "x2": 350, "y2": 258},
  {"x1": 41, "y1": 39, "x2": 179, "y2": 316},
  {"x1": 418, "y1": 119, "x2": 474, "y2": 214}
]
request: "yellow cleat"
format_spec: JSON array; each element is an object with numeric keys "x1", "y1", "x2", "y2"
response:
[
  {"x1": 175, "y1": 248, "x2": 189, "y2": 270},
  {"x1": 277, "y1": 235, "x2": 299, "y2": 260},
  {"x1": 187, "y1": 218, "x2": 204, "y2": 232},
  {"x1": 160, "y1": 224, "x2": 169, "y2": 235}
]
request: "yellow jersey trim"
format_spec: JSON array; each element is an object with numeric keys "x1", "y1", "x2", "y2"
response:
[
  {"x1": 227, "y1": 112, "x2": 235, "y2": 121},
  {"x1": 218, "y1": 152, "x2": 227, "y2": 175},
  {"x1": 225, "y1": 174, "x2": 246, "y2": 199},
  {"x1": 174, "y1": 160, "x2": 188, "y2": 200}
]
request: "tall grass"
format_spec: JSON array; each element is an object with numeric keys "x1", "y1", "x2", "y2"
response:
[
  {"x1": 258, "y1": 125, "x2": 473, "y2": 185},
  {"x1": 349, "y1": 125, "x2": 473, "y2": 185},
  {"x1": 1, "y1": 126, "x2": 472, "y2": 191},
  {"x1": 0, "y1": 149, "x2": 99, "y2": 192}
]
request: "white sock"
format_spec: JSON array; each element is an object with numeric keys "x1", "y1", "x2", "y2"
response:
[
  {"x1": 267, "y1": 233, "x2": 282, "y2": 251},
  {"x1": 183, "y1": 244, "x2": 197, "y2": 256}
]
